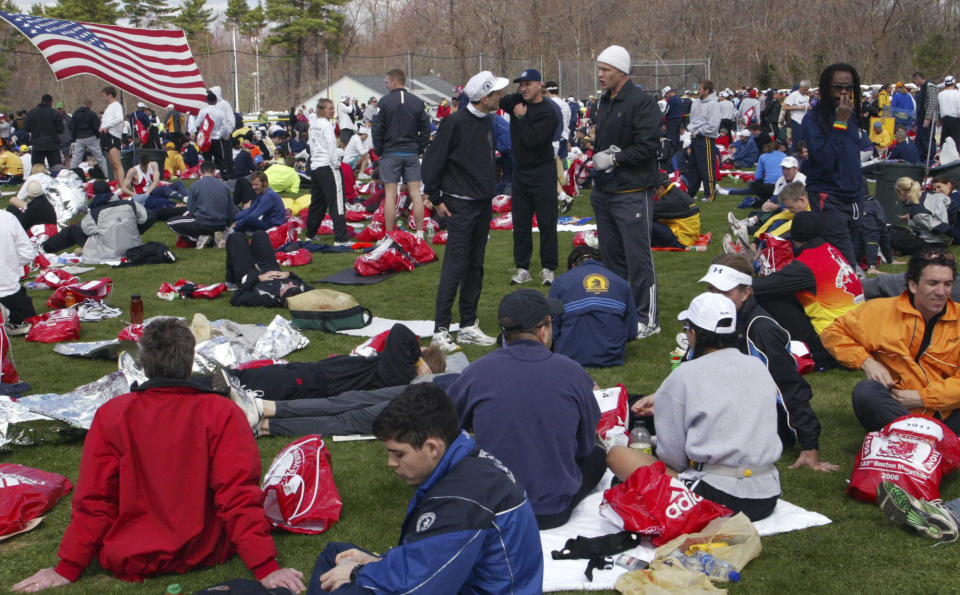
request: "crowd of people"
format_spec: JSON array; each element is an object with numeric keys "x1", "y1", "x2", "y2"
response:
[{"x1": 5, "y1": 46, "x2": 960, "y2": 594}]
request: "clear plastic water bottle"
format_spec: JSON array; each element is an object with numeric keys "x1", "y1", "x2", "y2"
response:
[
  {"x1": 628, "y1": 425, "x2": 652, "y2": 454},
  {"x1": 665, "y1": 550, "x2": 741, "y2": 582}
]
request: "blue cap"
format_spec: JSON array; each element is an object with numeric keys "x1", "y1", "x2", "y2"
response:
[{"x1": 513, "y1": 69, "x2": 542, "y2": 83}]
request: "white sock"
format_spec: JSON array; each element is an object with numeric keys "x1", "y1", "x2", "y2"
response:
[{"x1": 415, "y1": 230, "x2": 424, "y2": 240}]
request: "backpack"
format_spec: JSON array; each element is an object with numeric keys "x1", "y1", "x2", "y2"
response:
[
  {"x1": 286, "y1": 289, "x2": 372, "y2": 332},
  {"x1": 117, "y1": 241, "x2": 176, "y2": 267}
]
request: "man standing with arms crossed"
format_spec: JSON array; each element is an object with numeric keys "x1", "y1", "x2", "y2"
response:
[
  {"x1": 423, "y1": 71, "x2": 508, "y2": 352},
  {"x1": 372, "y1": 70, "x2": 431, "y2": 237},
  {"x1": 501, "y1": 69, "x2": 560, "y2": 286},
  {"x1": 783, "y1": 80, "x2": 810, "y2": 153},
  {"x1": 589, "y1": 45, "x2": 663, "y2": 338}
]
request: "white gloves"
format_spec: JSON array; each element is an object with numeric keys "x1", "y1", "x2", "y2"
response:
[{"x1": 592, "y1": 145, "x2": 620, "y2": 172}]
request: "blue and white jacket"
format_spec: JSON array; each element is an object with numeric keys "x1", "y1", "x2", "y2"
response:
[
  {"x1": 356, "y1": 432, "x2": 543, "y2": 594},
  {"x1": 549, "y1": 259, "x2": 638, "y2": 367}
]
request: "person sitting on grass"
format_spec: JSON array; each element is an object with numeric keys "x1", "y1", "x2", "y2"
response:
[
  {"x1": 7, "y1": 180, "x2": 57, "y2": 234},
  {"x1": 651, "y1": 174, "x2": 701, "y2": 249},
  {"x1": 895, "y1": 176, "x2": 953, "y2": 255},
  {"x1": 307, "y1": 384, "x2": 543, "y2": 594},
  {"x1": 607, "y1": 292, "x2": 782, "y2": 521},
  {"x1": 729, "y1": 128, "x2": 758, "y2": 167},
  {"x1": 876, "y1": 480, "x2": 960, "y2": 545},
  {"x1": 700, "y1": 253, "x2": 838, "y2": 472},
  {"x1": 225, "y1": 229, "x2": 310, "y2": 306},
  {"x1": 725, "y1": 180, "x2": 811, "y2": 253},
  {"x1": 11, "y1": 318, "x2": 306, "y2": 593},
  {"x1": 230, "y1": 171, "x2": 286, "y2": 233},
  {"x1": 448, "y1": 289, "x2": 604, "y2": 529},
  {"x1": 167, "y1": 160, "x2": 236, "y2": 248},
  {"x1": 549, "y1": 245, "x2": 637, "y2": 366},
  {"x1": 821, "y1": 248, "x2": 960, "y2": 435}
]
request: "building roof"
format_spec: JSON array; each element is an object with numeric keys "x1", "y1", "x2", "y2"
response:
[{"x1": 301, "y1": 74, "x2": 458, "y2": 109}]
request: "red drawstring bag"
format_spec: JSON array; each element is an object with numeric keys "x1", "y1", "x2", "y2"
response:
[
  {"x1": 34, "y1": 269, "x2": 79, "y2": 289},
  {"x1": 276, "y1": 249, "x2": 313, "y2": 267},
  {"x1": 262, "y1": 435, "x2": 342, "y2": 534},
  {"x1": 0, "y1": 324, "x2": 19, "y2": 382},
  {"x1": 385, "y1": 230, "x2": 436, "y2": 264},
  {"x1": 355, "y1": 221, "x2": 385, "y2": 243},
  {"x1": 595, "y1": 385, "x2": 629, "y2": 446},
  {"x1": 25, "y1": 309, "x2": 81, "y2": 343},
  {"x1": 0, "y1": 464, "x2": 73, "y2": 538},
  {"x1": 848, "y1": 415, "x2": 960, "y2": 504},
  {"x1": 47, "y1": 278, "x2": 112, "y2": 309}
]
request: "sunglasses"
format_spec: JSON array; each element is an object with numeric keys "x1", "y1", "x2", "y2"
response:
[
  {"x1": 921, "y1": 249, "x2": 956, "y2": 262},
  {"x1": 682, "y1": 323, "x2": 692, "y2": 332},
  {"x1": 830, "y1": 83, "x2": 856, "y2": 92}
]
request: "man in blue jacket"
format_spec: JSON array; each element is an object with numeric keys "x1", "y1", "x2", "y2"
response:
[
  {"x1": 309, "y1": 384, "x2": 543, "y2": 594},
  {"x1": 549, "y1": 246, "x2": 637, "y2": 367},
  {"x1": 731, "y1": 129, "x2": 759, "y2": 167},
  {"x1": 448, "y1": 289, "x2": 604, "y2": 530},
  {"x1": 231, "y1": 172, "x2": 285, "y2": 232},
  {"x1": 800, "y1": 62, "x2": 864, "y2": 271}
]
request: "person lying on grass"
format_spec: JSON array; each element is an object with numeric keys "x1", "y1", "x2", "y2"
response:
[
  {"x1": 307, "y1": 383, "x2": 543, "y2": 594},
  {"x1": 607, "y1": 292, "x2": 783, "y2": 521},
  {"x1": 210, "y1": 324, "x2": 445, "y2": 436},
  {"x1": 11, "y1": 318, "x2": 305, "y2": 593}
]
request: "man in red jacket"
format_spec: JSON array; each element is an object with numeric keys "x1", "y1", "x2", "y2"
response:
[{"x1": 11, "y1": 319, "x2": 305, "y2": 593}]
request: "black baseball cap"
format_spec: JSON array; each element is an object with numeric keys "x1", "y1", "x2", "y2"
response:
[
  {"x1": 498, "y1": 289, "x2": 563, "y2": 332},
  {"x1": 513, "y1": 69, "x2": 543, "y2": 83}
]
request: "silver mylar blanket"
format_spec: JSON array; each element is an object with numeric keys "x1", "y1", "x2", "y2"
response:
[{"x1": 16, "y1": 371, "x2": 131, "y2": 431}]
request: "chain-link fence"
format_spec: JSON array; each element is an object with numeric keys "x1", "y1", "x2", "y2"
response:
[{"x1": 0, "y1": 46, "x2": 712, "y2": 116}]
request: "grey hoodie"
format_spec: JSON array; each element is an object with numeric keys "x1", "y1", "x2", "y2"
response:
[{"x1": 688, "y1": 92, "x2": 722, "y2": 138}]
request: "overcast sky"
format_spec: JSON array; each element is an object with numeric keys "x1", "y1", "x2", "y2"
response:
[{"x1": 9, "y1": 0, "x2": 241, "y2": 16}]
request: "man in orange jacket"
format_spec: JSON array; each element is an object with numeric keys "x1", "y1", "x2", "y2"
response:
[
  {"x1": 11, "y1": 319, "x2": 305, "y2": 593},
  {"x1": 821, "y1": 248, "x2": 960, "y2": 434}
]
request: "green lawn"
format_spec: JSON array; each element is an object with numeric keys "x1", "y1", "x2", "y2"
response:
[{"x1": 0, "y1": 177, "x2": 954, "y2": 594}]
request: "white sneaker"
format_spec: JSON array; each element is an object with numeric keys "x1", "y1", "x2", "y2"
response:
[
  {"x1": 431, "y1": 329, "x2": 461, "y2": 353},
  {"x1": 334, "y1": 240, "x2": 354, "y2": 247},
  {"x1": 541, "y1": 268, "x2": 555, "y2": 286},
  {"x1": 196, "y1": 235, "x2": 211, "y2": 249},
  {"x1": 4, "y1": 321, "x2": 30, "y2": 336},
  {"x1": 637, "y1": 322, "x2": 661, "y2": 339},
  {"x1": 457, "y1": 321, "x2": 496, "y2": 346},
  {"x1": 511, "y1": 268, "x2": 532, "y2": 284},
  {"x1": 214, "y1": 231, "x2": 226, "y2": 249},
  {"x1": 213, "y1": 369, "x2": 263, "y2": 436},
  {"x1": 716, "y1": 186, "x2": 731, "y2": 195},
  {"x1": 728, "y1": 213, "x2": 751, "y2": 247},
  {"x1": 722, "y1": 233, "x2": 743, "y2": 254}
]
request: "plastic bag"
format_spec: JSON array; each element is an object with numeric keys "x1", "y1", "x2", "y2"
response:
[
  {"x1": 386, "y1": 230, "x2": 436, "y2": 264},
  {"x1": 25, "y1": 309, "x2": 80, "y2": 343},
  {"x1": 595, "y1": 385, "x2": 629, "y2": 447},
  {"x1": 615, "y1": 563, "x2": 722, "y2": 594},
  {"x1": 276, "y1": 249, "x2": 313, "y2": 267},
  {"x1": 653, "y1": 513, "x2": 761, "y2": 575},
  {"x1": 602, "y1": 462, "x2": 733, "y2": 546},
  {"x1": 573, "y1": 229, "x2": 599, "y2": 248},
  {"x1": 847, "y1": 415, "x2": 960, "y2": 503},
  {"x1": 0, "y1": 463, "x2": 73, "y2": 539},
  {"x1": 266, "y1": 223, "x2": 294, "y2": 249},
  {"x1": 490, "y1": 212, "x2": 514, "y2": 230},
  {"x1": 47, "y1": 277, "x2": 112, "y2": 309},
  {"x1": 0, "y1": 324, "x2": 18, "y2": 383},
  {"x1": 34, "y1": 269, "x2": 78, "y2": 289},
  {"x1": 755, "y1": 233, "x2": 793, "y2": 277},
  {"x1": 492, "y1": 194, "x2": 512, "y2": 213},
  {"x1": 355, "y1": 220, "x2": 385, "y2": 242},
  {"x1": 354, "y1": 238, "x2": 415, "y2": 276},
  {"x1": 262, "y1": 435, "x2": 342, "y2": 534},
  {"x1": 432, "y1": 230, "x2": 448, "y2": 245}
]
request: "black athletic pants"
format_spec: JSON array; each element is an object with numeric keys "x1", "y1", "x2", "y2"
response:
[
  {"x1": 512, "y1": 160, "x2": 558, "y2": 271},
  {"x1": 225, "y1": 229, "x2": 278, "y2": 285},
  {"x1": 307, "y1": 164, "x2": 347, "y2": 241},
  {"x1": 434, "y1": 197, "x2": 491, "y2": 332},
  {"x1": 0, "y1": 287, "x2": 36, "y2": 325},
  {"x1": 853, "y1": 379, "x2": 960, "y2": 435},
  {"x1": 268, "y1": 386, "x2": 406, "y2": 436},
  {"x1": 756, "y1": 293, "x2": 835, "y2": 368},
  {"x1": 686, "y1": 135, "x2": 717, "y2": 201},
  {"x1": 167, "y1": 216, "x2": 223, "y2": 239}
]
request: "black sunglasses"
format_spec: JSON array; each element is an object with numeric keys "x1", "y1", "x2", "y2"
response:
[
  {"x1": 922, "y1": 249, "x2": 956, "y2": 262},
  {"x1": 830, "y1": 83, "x2": 856, "y2": 92}
]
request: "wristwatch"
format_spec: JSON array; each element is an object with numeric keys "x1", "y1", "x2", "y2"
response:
[{"x1": 349, "y1": 564, "x2": 363, "y2": 582}]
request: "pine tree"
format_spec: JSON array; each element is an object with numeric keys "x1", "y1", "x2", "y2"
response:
[
  {"x1": 241, "y1": 1, "x2": 267, "y2": 37},
  {"x1": 123, "y1": 0, "x2": 147, "y2": 26},
  {"x1": 172, "y1": 0, "x2": 213, "y2": 45},
  {"x1": 224, "y1": 0, "x2": 249, "y2": 31},
  {"x1": 141, "y1": 0, "x2": 176, "y2": 27},
  {"x1": 264, "y1": 0, "x2": 346, "y2": 92},
  {"x1": 45, "y1": 0, "x2": 122, "y2": 23}
]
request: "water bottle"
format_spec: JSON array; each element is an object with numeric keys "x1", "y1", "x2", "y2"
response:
[
  {"x1": 628, "y1": 425, "x2": 652, "y2": 454},
  {"x1": 665, "y1": 550, "x2": 740, "y2": 582}
]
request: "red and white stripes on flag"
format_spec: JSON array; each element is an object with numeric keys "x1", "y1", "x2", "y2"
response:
[{"x1": 0, "y1": 12, "x2": 207, "y2": 114}]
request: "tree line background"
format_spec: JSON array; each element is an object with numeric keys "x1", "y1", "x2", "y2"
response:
[{"x1": 1, "y1": 0, "x2": 959, "y2": 114}]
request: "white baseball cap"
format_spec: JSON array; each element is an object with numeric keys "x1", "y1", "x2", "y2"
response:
[
  {"x1": 464, "y1": 70, "x2": 509, "y2": 102},
  {"x1": 738, "y1": 129, "x2": 751, "y2": 137},
  {"x1": 662, "y1": 86, "x2": 672, "y2": 96},
  {"x1": 698, "y1": 264, "x2": 753, "y2": 291},
  {"x1": 678, "y1": 292, "x2": 738, "y2": 334},
  {"x1": 945, "y1": 75, "x2": 956, "y2": 86},
  {"x1": 136, "y1": 102, "x2": 146, "y2": 108},
  {"x1": 781, "y1": 156, "x2": 800, "y2": 168}
]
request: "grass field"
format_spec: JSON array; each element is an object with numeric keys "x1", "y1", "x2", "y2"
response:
[{"x1": 0, "y1": 176, "x2": 956, "y2": 594}]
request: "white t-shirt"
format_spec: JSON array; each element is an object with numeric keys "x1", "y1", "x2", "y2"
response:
[
  {"x1": 0, "y1": 209, "x2": 35, "y2": 297},
  {"x1": 773, "y1": 171, "x2": 807, "y2": 198},
  {"x1": 101, "y1": 101, "x2": 124, "y2": 139},
  {"x1": 337, "y1": 102, "x2": 356, "y2": 131},
  {"x1": 343, "y1": 133, "x2": 366, "y2": 163},
  {"x1": 785, "y1": 90, "x2": 809, "y2": 125},
  {"x1": 939, "y1": 88, "x2": 960, "y2": 118}
]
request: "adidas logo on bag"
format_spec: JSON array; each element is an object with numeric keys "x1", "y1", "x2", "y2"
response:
[{"x1": 664, "y1": 478, "x2": 704, "y2": 519}]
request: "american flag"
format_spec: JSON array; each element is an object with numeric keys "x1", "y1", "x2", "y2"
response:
[{"x1": 0, "y1": 12, "x2": 207, "y2": 114}]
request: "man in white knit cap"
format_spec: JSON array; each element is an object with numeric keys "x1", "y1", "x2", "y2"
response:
[{"x1": 588, "y1": 45, "x2": 664, "y2": 339}]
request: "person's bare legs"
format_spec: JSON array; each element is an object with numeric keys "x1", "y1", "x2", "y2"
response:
[
  {"x1": 107, "y1": 147, "x2": 124, "y2": 182},
  {"x1": 606, "y1": 445, "x2": 679, "y2": 480},
  {"x1": 384, "y1": 182, "x2": 399, "y2": 230},
  {"x1": 406, "y1": 181, "x2": 424, "y2": 235}
]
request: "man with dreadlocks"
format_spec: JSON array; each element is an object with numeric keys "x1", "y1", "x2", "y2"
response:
[{"x1": 800, "y1": 63, "x2": 864, "y2": 272}]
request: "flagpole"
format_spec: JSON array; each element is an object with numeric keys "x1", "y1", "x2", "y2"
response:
[{"x1": 232, "y1": 27, "x2": 240, "y2": 112}]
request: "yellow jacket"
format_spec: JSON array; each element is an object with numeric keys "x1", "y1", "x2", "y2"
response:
[
  {"x1": 870, "y1": 128, "x2": 892, "y2": 149},
  {"x1": 164, "y1": 150, "x2": 187, "y2": 178},
  {"x1": 821, "y1": 293, "x2": 960, "y2": 418},
  {"x1": 0, "y1": 151, "x2": 23, "y2": 176}
]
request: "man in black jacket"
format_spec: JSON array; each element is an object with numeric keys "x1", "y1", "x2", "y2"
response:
[
  {"x1": 69, "y1": 99, "x2": 108, "y2": 177},
  {"x1": 589, "y1": 45, "x2": 663, "y2": 338},
  {"x1": 24, "y1": 94, "x2": 63, "y2": 168},
  {"x1": 701, "y1": 254, "x2": 839, "y2": 472},
  {"x1": 372, "y1": 69, "x2": 431, "y2": 236},
  {"x1": 500, "y1": 68, "x2": 560, "y2": 286},
  {"x1": 422, "y1": 70, "x2": 508, "y2": 353}
]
